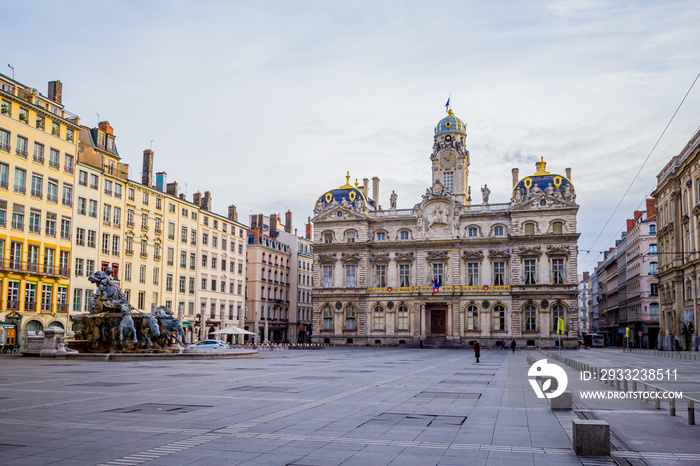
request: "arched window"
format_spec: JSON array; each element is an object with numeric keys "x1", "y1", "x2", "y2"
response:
[
  {"x1": 552, "y1": 304, "x2": 565, "y2": 332},
  {"x1": 468, "y1": 226, "x2": 478, "y2": 238},
  {"x1": 372, "y1": 307, "x2": 384, "y2": 330},
  {"x1": 346, "y1": 308, "x2": 356, "y2": 330},
  {"x1": 467, "y1": 305, "x2": 479, "y2": 330},
  {"x1": 493, "y1": 225, "x2": 505, "y2": 237},
  {"x1": 399, "y1": 230, "x2": 410, "y2": 240},
  {"x1": 552, "y1": 221, "x2": 563, "y2": 234},
  {"x1": 346, "y1": 230, "x2": 356, "y2": 243},
  {"x1": 397, "y1": 305, "x2": 409, "y2": 330},
  {"x1": 493, "y1": 305, "x2": 505, "y2": 331},
  {"x1": 323, "y1": 308, "x2": 333, "y2": 330},
  {"x1": 524, "y1": 305, "x2": 537, "y2": 331},
  {"x1": 524, "y1": 222, "x2": 535, "y2": 235}
]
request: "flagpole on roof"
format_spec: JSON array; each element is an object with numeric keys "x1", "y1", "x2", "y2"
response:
[{"x1": 445, "y1": 94, "x2": 451, "y2": 114}]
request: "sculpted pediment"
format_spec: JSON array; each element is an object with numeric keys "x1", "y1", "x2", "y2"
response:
[
  {"x1": 488, "y1": 248, "x2": 511, "y2": 259},
  {"x1": 369, "y1": 253, "x2": 391, "y2": 263},
  {"x1": 394, "y1": 252, "x2": 415, "y2": 261},
  {"x1": 511, "y1": 193, "x2": 576, "y2": 211},
  {"x1": 519, "y1": 246, "x2": 542, "y2": 257},
  {"x1": 417, "y1": 198, "x2": 458, "y2": 240},
  {"x1": 314, "y1": 205, "x2": 366, "y2": 222},
  {"x1": 426, "y1": 250, "x2": 450, "y2": 261},
  {"x1": 546, "y1": 245, "x2": 570, "y2": 256},
  {"x1": 341, "y1": 253, "x2": 361, "y2": 263},
  {"x1": 318, "y1": 253, "x2": 337, "y2": 264},
  {"x1": 462, "y1": 250, "x2": 484, "y2": 260}
]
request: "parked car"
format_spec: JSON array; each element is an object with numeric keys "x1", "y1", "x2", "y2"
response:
[{"x1": 184, "y1": 340, "x2": 230, "y2": 352}]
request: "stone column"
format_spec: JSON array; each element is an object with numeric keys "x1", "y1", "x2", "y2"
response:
[
  {"x1": 420, "y1": 303, "x2": 426, "y2": 338},
  {"x1": 447, "y1": 303, "x2": 453, "y2": 338}
]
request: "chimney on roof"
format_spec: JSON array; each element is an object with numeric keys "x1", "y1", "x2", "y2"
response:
[
  {"x1": 285, "y1": 210, "x2": 292, "y2": 233},
  {"x1": 646, "y1": 198, "x2": 656, "y2": 217},
  {"x1": 372, "y1": 177, "x2": 380, "y2": 205},
  {"x1": 362, "y1": 178, "x2": 369, "y2": 199},
  {"x1": 166, "y1": 182, "x2": 178, "y2": 196},
  {"x1": 155, "y1": 172, "x2": 167, "y2": 192},
  {"x1": 98, "y1": 121, "x2": 113, "y2": 135},
  {"x1": 142, "y1": 149, "x2": 154, "y2": 187},
  {"x1": 270, "y1": 214, "x2": 278, "y2": 238},
  {"x1": 566, "y1": 167, "x2": 572, "y2": 180},
  {"x1": 202, "y1": 191, "x2": 212, "y2": 211},
  {"x1": 228, "y1": 205, "x2": 238, "y2": 222},
  {"x1": 179, "y1": 193, "x2": 186, "y2": 201},
  {"x1": 634, "y1": 211, "x2": 643, "y2": 221},
  {"x1": 48, "y1": 80, "x2": 62, "y2": 104},
  {"x1": 627, "y1": 219, "x2": 635, "y2": 233},
  {"x1": 583, "y1": 271, "x2": 589, "y2": 280},
  {"x1": 305, "y1": 217, "x2": 312, "y2": 239},
  {"x1": 512, "y1": 168, "x2": 519, "y2": 187},
  {"x1": 193, "y1": 192, "x2": 202, "y2": 207}
]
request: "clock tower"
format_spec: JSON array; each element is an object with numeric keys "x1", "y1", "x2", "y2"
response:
[{"x1": 431, "y1": 109, "x2": 470, "y2": 204}]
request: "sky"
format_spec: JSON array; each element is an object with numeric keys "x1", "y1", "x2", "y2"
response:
[{"x1": 4, "y1": 0, "x2": 699, "y2": 273}]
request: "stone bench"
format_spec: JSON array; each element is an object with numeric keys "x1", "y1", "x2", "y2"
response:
[{"x1": 572, "y1": 419, "x2": 610, "y2": 456}]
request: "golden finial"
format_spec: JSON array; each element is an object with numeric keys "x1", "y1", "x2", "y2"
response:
[
  {"x1": 354, "y1": 178, "x2": 359, "y2": 188},
  {"x1": 534, "y1": 156, "x2": 550, "y2": 175},
  {"x1": 339, "y1": 171, "x2": 353, "y2": 189},
  {"x1": 448, "y1": 109, "x2": 454, "y2": 116}
]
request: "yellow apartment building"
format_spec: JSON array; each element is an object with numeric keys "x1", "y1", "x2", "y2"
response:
[{"x1": 0, "y1": 74, "x2": 80, "y2": 347}]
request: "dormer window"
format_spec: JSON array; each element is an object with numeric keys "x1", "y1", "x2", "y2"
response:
[
  {"x1": 376, "y1": 231, "x2": 386, "y2": 241},
  {"x1": 494, "y1": 226, "x2": 504, "y2": 237},
  {"x1": 106, "y1": 136, "x2": 113, "y2": 151},
  {"x1": 552, "y1": 221, "x2": 563, "y2": 234},
  {"x1": 468, "y1": 227, "x2": 478, "y2": 238},
  {"x1": 524, "y1": 222, "x2": 536, "y2": 235},
  {"x1": 346, "y1": 231, "x2": 356, "y2": 243},
  {"x1": 323, "y1": 232, "x2": 333, "y2": 244},
  {"x1": 400, "y1": 230, "x2": 410, "y2": 240},
  {"x1": 97, "y1": 132, "x2": 104, "y2": 147}
]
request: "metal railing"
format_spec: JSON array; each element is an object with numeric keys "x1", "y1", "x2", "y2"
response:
[{"x1": 0, "y1": 258, "x2": 70, "y2": 278}]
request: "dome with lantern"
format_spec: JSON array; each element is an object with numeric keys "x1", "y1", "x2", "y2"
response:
[
  {"x1": 513, "y1": 157, "x2": 575, "y2": 199},
  {"x1": 435, "y1": 109, "x2": 467, "y2": 135}
]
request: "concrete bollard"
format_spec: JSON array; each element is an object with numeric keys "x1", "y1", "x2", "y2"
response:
[
  {"x1": 689, "y1": 400, "x2": 696, "y2": 425},
  {"x1": 551, "y1": 391, "x2": 572, "y2": 410},
  {"x1": 616, "y1": 378, "x2": 620, "y2": 390},
  {"x1": 623, "y1": 379, "x2": 628, "y2": 392},
  {"x1": 572, "y1": 420, "x2": 610, "y2": 456},
  {"x1": 632, "y1": 380, "x2": 637, "y2": 392},
  {"x1": 670, "y1": 396, "x2": 676, "y2": 416}
]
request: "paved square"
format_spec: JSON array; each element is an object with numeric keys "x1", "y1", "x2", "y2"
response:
[{"x1": 0, "y1": 348, "x2": 697, "y2": 465}]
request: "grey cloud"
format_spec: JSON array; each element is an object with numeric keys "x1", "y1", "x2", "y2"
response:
[{"x1": 502, "y1": 150, "x2": 539, "y2": 164}]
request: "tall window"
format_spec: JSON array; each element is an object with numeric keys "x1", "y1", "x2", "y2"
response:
[
  {"x1": 467, "y1": 305, "x2": 478, "y2": 330},
  {"x1": 493, "y1": 262, "x2": 505, "y2": 286},
  {"x1": 323, "y1": 265, "x2": 333, "y2": 288},
  {"x1": 323, "y1": 308, "x2": 333, "y2": 330},
  {"x1": 524, "y1": 260, "x2": 537, "y2": 284},
  {"x1": 467, "y1": 263, "x2": 479, "y2": 286},
  {"x1": 649, "y1": 244, "x2": 657, "y2": 255},
  {"x1": 552, "y1": 259, "x2": 565, "y2": 284},
  {"x1": 346, "y1": 231, "x2": 356, "y2": 243},
  {"x1": 493, "y1": 305, "x2": 505, "y2": 331},
  {"x1": 524, "y1": 222, "x2": 535, "y2": 235},
  {"x1": 323, "y1": 232, "x2": 332, "y2": 243},
  {"x1": 468, "y1": 227, "x2": 478, "y2": 238},
  {"x1": 552, "y1": 221, "x2": 563, "y2": 234},
  {"x1": 373, "y1": 307, "x2": 384, "y2": 330},
  {"x1": 345, "y1": 308, "x2": 356, "y2": 330},
  {"x1": 432, "y1": 263, "x2": 444, "y2": 285},
  {"x1": 524, "y1": 305, "x2": 537, "y2": 331},
  {"x1": 552, "y1": 304, "x2": 565, "y2": 332},
  {"x1": 650, "y1": 283, "x2": 658, "y2": 297},
  {"x1": 650, "y1": 262, "x2": 658, "y2": 275},
  {"x1": 376, "y1": 265, "x2": 386, "y2": 287},
  {"x1": 345, "y1": 265, "x2": 356, "y2": 288},
  {"x1": 397, "y1": 305, "x2": 409, "y2": 330},
  {"x1": 399, "y1": 264, "x2": 410, "y2": 287},
  {"x1": 444, "y1": 172, "x2": 454, "y2": 192}
]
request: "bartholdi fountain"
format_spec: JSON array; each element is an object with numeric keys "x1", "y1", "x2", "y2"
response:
[{"x1": 71, "y1": 268, "x2": 187, "y2": 353}]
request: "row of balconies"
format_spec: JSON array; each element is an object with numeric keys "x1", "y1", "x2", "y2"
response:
[
  {"x1": 3, "y1": 301, "x2": 69, "y2": 313},
  {"x1": 0, "y1": 258, "x2": 70, "y2": 278}
]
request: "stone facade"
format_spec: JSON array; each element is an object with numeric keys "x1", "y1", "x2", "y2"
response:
[
  {"x1": 311, "y1": 109, "x2": 580, "y2": 348},
  {"x1": 653, "y1": 128, "x2": 700, "y2": 351}
]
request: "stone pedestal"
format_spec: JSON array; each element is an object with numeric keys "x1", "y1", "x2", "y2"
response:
[
  {"x1": 550, "y1": 391, "x2": 572, "y2": 410},
  {"x1": 572, "y1": 419, "x2": 610, "y2": 456},
  {"x1": 40, "y1": 327, "x2": 67, "y2": 358}
]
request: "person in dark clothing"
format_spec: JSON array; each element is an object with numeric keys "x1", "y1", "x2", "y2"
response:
[
  {"x1": 510, "y1": 339, "x2": 516, "y2": 353},
  {"x1": 474, "y1": 341, "x2": 480, "y2": 363}
]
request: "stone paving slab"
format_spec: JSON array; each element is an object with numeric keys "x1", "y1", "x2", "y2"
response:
[{"x1": 1, "y1": 348, "x2": 695, "y2": 465}]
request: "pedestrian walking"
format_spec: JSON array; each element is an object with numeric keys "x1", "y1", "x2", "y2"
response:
[
  {"x1": 474, "y1": 341, "x2": 480, "y2": 363},
  {"x1": 510, "y1": 339, "x2": 516, "y2": 353}
]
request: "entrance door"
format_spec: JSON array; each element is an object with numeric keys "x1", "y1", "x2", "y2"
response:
[{"x1": 430, "y1": 309, "x2": 446, "y2": 335}]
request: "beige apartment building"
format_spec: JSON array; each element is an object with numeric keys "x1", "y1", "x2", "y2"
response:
[
  {"x1": 72, "y1": 122, "x2": 127, "y2": 318},
  {"x1": 0, "y1": 75, "x2": 79, "y2": 346},
  {"x1": 295, "y1": 232, "x2": 314, "y2": 343}
]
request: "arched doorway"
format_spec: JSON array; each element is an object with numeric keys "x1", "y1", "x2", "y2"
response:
[{"x1": 22, "y1": 320, "x2": 44, "y2": 351}]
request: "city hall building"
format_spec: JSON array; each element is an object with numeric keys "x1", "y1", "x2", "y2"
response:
[{"x1": 311, "y1": 109, "x2": 580, "y2": 348}]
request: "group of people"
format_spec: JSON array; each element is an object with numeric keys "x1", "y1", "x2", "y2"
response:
[{"x1": 473, "y1": 339, "x2": 517, "y2": 363}]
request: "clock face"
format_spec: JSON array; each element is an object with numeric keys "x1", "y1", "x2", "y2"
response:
[{"x1": 440, "y1": 152, "x2": 456, "y2": 169}]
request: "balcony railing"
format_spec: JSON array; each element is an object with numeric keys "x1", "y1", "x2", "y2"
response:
[
  {"x1": 29, "y1": 224, "x2": 40, "y2": 234},
  {"x1": 112, "y1": 250, "x2": 120, "y2": 257},
  {"x1": 0, "y1": 180, "x2": 7, "y2": 190},
  {"x1": 140, "y1": 252, "x2": 148, "y2": 258},
  {"x1": 127, "y1": 220, "x2": 135, "y2": 228},
  {"x1": 11, "y1": 220, "x2": 24, "y2": 231},
  {"x1": 30, "y1": 189, "x2": 42, "y2": 199},
  {"x1": 47, "y1": 195, "x2": 58, "y2": 204},
  {"x1": 64, "y1": 166, "x2": 74, "y2": 175},
  {"x1": 57, "y1": 303, "x2": 68, "y2": 313},
  {"x1": 16, "y1": 148, "x2": 28, "y2": 159},
  {"x1": 155, "y1": 227, "x2": 162, "y2": 234},
  {"x1": 62, "y1": 199, "x2": 73, "y2": 207},
  {"x1": 0, "y1": 143, "x2": 10, "y2": 153},
  {"x1": 141, "y1": 225, "x2": 149, "y2": 231},
  {"x1": 13, "y1": 185, "x2": 26, "y2": 195},
  {"x1": 7, "y1": 300, "x2": 20, "y2": 310},
  {"x1": 102, "y1": 247, "x2": 110, "y2": 255},
  {"x1": 0, "y1": 258, "x2": 70, "y2": 278},
  {"x1": 33, "y1": 155, "x2": 44, "y2": 164},
  {"x1": 60, "y1": 232, "x2": 71, "y2": 241},
  {"x1": 45, "y1": 227, "x2": 56, "y2": 237},
  {"x1": 154, "y1": 253, "x2": 161, "y2": 261},
  {"x1": 48, "y1": 160, "x2": 60, "y2": 170},
  {"x1": 24, "y1": 301, "x2": 37, "y2": 312},
  {"x1": 125, "y1": 248, "x2": 134, "y2": 255}
]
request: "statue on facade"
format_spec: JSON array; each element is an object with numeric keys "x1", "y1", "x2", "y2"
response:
[
  {"x1": 562, "y1": 183, "x2": 574, "y2": 201},
  {"x1": 513, "y1": 186, "x2": 523, "y2": 203},
  {"x1": 390, "y1": 190, "x2": 398, "y2": 209},
  {"x1": 481, "y1": 184, "x2": 491, "y2": 204},
  {"x1": 545, "y1": 182, "x2": 555, "y2": 196}
]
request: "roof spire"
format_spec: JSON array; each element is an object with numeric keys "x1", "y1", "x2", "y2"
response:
[
  {"x1": 534, "y1": 156, "x2": 550, "y2": 175},
  {"x1": 339, "y1": 171, "x2": 353, "y2": 189}
]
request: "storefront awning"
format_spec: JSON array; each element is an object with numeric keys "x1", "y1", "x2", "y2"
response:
[
  {"x1": 0, "y1": 320, "x2": 16, "y2": 329},
  {"x1": 182, "y1": 321, "x2": 192, "y2": 328}
]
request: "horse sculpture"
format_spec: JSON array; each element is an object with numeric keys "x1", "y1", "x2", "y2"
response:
[
  {"x1": 154, "y1": 306, "x2": 187, "y2": 347},
  {"x1": 118, "y1": 312, "x2": 138, "y2": 344}
]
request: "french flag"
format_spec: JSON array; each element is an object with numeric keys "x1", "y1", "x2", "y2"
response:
[
  {"x1": 445, "y1": 97, "x2": 450, "y2": 114},
  {"x1": 432, "y1": 277, "x2": 441, "y2": 293}
]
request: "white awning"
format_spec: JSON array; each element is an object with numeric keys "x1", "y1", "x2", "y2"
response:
[{"x1": 210, "y1": 326, "x2": 254, "y2": 335}]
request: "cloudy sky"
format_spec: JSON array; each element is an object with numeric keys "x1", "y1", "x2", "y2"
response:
[{"x1": 5, "y1": 0, "x2": 699, "y2": 272}]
